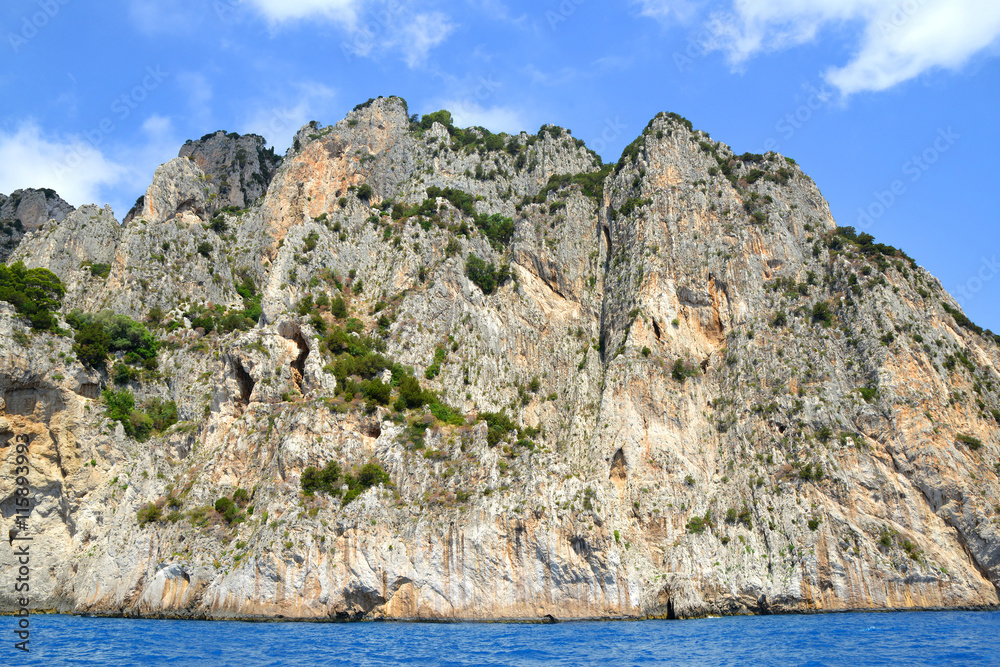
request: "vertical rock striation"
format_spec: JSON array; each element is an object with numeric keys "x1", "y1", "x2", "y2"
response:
[{"x1": 1, "y1": 97, "x2": 998, "y2": 620}]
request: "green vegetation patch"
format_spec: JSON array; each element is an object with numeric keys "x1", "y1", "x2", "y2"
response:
[
  {"x1": 0, "y1": 261, "x2": 65, "y2": 331},
  {"x1": 301, "y1": 460, "x2": 391, "y2": 505}
]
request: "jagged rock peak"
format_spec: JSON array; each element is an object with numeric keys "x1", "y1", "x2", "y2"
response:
[
  {"x1": 0, "y1": 187, "x2": 74, "y2": 262},
  {"x1": 179, "y1": 130, "x2": 281, "y2": 209},
  {"x1": 123, "y1": 130, "x2": 282, "y2": 225}
]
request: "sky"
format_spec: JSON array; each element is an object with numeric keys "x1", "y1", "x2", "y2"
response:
[{"x1": 0, "y1": 0, "x2": 998, "y2": 331}]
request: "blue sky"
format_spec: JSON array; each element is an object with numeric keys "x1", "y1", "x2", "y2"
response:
[{"x1": 1, "y1": 0, "x2": 998, "y2": 331}]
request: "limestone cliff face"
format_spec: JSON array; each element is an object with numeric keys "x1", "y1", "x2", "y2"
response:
[
  {"x1": 1, "y1": 97, "x2": 998, "y2": 620},
  {"x1": 0, "y1": 188, "x2": 74, "y2": 262},
  {"x1": 123, "y1": 130, "x2": 281, "y2": 225}
]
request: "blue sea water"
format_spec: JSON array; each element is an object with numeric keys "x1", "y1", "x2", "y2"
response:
[{"x1": 5, "y1": 610, "x2": 999, "y2": 666}]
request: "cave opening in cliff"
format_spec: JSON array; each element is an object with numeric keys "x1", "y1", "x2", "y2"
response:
[
  {"x1": 290, "y1": 331, "x2": 309, "y2": 395},
  {"x1": 232, "y1": 358, "x2": 255, "y2": 406},
  {"x1": 652, "y1": 319, "x2": 662, "y2": 340},
  {"x1": 610, "y1": 448, "x2": 627, "y2": 483}
]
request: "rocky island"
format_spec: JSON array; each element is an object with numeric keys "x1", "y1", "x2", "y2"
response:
[{"x1": 1, "y1": 96, "x2": 997, "y2": 620}]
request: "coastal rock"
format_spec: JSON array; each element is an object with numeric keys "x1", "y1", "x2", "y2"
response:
[{"x1": 0, "y1": 97, "x2": 998, "y2": 621}]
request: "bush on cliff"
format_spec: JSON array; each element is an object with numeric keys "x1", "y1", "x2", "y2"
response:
[
  {"x1": 465, "y1": 254, "x2": 509, "y2": 295},
  {"x1": 0, "y1": 261, "x2": 65, "y2": 331},
  {"x1": 102, "y1": 388, "x2": 177, "y2": 441},
  {"x1": 69, "y1": 310, "x2": 159, "y2": 370},
  {"x1": 301, "y1": 460, "x2": 390, "y2": 504}
]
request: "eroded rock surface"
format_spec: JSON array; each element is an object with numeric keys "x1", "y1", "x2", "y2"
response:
[{"x1": 1, "y1": 97, "x2": 998, "y2": 620}]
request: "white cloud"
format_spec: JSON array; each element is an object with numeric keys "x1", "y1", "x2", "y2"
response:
[
  {"x1": 245, "y1": 0, "x2": 454, "y2": 68},
  {"x1": 0, "y1": 117, "x2": 181, "y2": 218},
  {"x1": 244, "y1": 0, "x2": 363, "y2": 25},
  {"x1": 634, "y1": 0, "x2": 703, "y2": 22},
  {"x1": 341, "y1": 9, "x2": 455, "y2": 68},
  {"x1": 443, "y1": 101, "x2": 528, "y2": 135},
  {"x1": 129, "y1": 0, "x2": 203, "y2": 34},
  {"x1": 0, "y1": 121, "x2": 126, "y2": 208},
  {"x1": 399, "y1": 12, "x2": 456, "y2": 68},
  {"x1": 705, "y1": 0, "x2": 1000, "y2": 95}
]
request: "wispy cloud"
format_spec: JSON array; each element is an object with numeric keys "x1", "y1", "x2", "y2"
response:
[
  {"x1": 244, "y1": 0, "x2": 364, "y2": 26},
  {"x1": 240, "y1": 83, "x2": 338, "y2": 151},
  {"x1": 633, "y1": 0, "x2": 704, "y2": 23},
  {"x1": 703, "y1": 0, "x2": 1000, "y2": 95},
  {"x1": 0, "y1": 121, "x2": 125, "y2": 208},
  {"x1": 399, "y1": 12, "x2": 456, "y2": 68},
  {"x1": 0, "y1": 116, "x2": 180, "y2": 217},
  {"x1": 442, "y1": 101, "x2": 528, "y2": 134}
]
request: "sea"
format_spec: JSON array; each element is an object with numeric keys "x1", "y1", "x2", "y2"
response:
[{"x1": 5, "y1": 610, "x2": 999, "y2": 666}]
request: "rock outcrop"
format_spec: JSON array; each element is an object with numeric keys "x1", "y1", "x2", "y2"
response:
[
  {"x1": 1, "y1": 97, "x2": 998, "y2": 621},
  {"x1": 0, "y1": 188, "x2": 74, "y2": 262}
]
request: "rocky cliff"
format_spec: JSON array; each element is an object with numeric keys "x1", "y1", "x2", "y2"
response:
[
  {"x1": 0, "y1": 188, "x2": 74, "y2": 263},
  {"x1": 1, "y1": 96, "x2": 998, "y2": 620}
]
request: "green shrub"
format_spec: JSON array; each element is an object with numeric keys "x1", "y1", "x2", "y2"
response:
[
  {"x1": 137, "y1": 503, "x2": 161, "y2": 526},
  {"x1": 70, "y1": 310, "x2": 159, "y2": 369},
  {"x1": 361, "y1": 378, "x2": 391, "y2": 405},
  {"x1": 129, "y1": 410, "x2": 154, "y2": 442},
  {"x1": 429, "y1": 401, "x2": 465, "y2": 426},
  {"x1": 472, "y1": 213, "x2": 515, "y2": 250},
  {"x1": 356, "y1": 184, "x2": 373, "y2": 200},
  {"x1": 424, "y1": 347, "x2": 447, "y2": 379},
  {"x1": 103, "y1": 388, "x2": 136, "y2": 427},
  {"x1": 465, "y1": 254, "x2": 509, "y2": 294},
  {"x1": 807, "y1": 518, "x2": 821, "y2": 531},
  {"x1": 857, "y1": 386, "x2": 878, "y2": 403},
  {"x1": 145, "y1": 398, "x2": 178, "y2": 432},
  {"x1": 89, "y1": 263, "x2": 112, "y2": 278},
  {"x1": 208, "y1": 215, "x2": 228, "y2": 233},
  {"x1": 214, "y1": 496, "x2": 243, "y2": 523},
  {"x1": 686, "y1": 511, "x2": 711, "y2": 534},
  {"x1": 301, "y1": 460, "x2": 343, "y2": 496},
  {"x1": 811, "y1": 301, "x2": 833, "y2": 326},
  {"x1": 671, "y1": 358, "x2": 698, "y2": 382},
  {"x1": 480, "y1": 411, "x2": 516, "y2": 447},
  {"x1": 330, "y1": 296, "x2": 348, "y2": 319},
  {"x1": 197, "y1": 241, "x2": 212, "y2": 257},
  {"x1": 0, "y1": 261, "x2": 65, "y2": 331},
  {"x1": 73, "y1": 320, "x2": 111, "y2": 369},
  {"x1": 956, "y1": 433, "x2": 983, "y2": 450},
  {"x1": 302, "y1": 460, "x2": 390, "y2": 505},
  {"x1": 112, "y1": 363, "x2": 140, "y2": 385}
]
